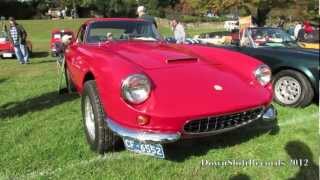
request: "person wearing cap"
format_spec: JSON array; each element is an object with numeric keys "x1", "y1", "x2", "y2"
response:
[
  {"x1": 7, "y1": 17, "x2": 29, "y2": 64},
  {"x1": 137, "y1": 6, "x2": 157, "y2": 28}
]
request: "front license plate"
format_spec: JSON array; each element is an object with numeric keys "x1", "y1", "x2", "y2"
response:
[
  {"x1": 3, "y1": 53, "x2": 12, "y2": 58},
  {"x1": 123, "y1": 138, "x2": 165, "y2": 159}
]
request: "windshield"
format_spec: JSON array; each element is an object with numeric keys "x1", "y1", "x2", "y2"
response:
[
  {"x1": 248, "y1": 28, "x2": 298, "y2": 48},
  {"x1": 86, "y1": 21, "x2": 161, "y2": 43}
]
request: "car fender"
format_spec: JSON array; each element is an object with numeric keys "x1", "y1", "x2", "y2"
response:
[{"x1": 71, "y1": 48, "x2": 145, "y2": 121}]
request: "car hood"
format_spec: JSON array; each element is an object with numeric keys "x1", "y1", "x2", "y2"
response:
[
  {"x1": 141, "y1": 64, "x2": 272, "y2": 117},
  {"x1": 90, "y1": 41, "x2": 272, "y2": 119},
  {"x1": 102, "y1": 41, "x2": 220, "y2": 69},
  {"x1": 100, "y1": 41, "x2": 271, "y2": 116}
]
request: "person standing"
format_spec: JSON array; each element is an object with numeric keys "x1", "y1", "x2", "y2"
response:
[
  {"x1": 7, "y1": 17, "x2": 29, "y2": 64},
  {"x1": 137, "y1": 6, "x2": 157, "y2": 28},
  {"x1": 294, "y1": 21, "x2": 302, "y2": 40},
  {"x1": 171, "y1": 19, "x2": 186, "y2": 44},
  {"x1": 278, "y1": 18, "x2": 285, "y2": 29}
]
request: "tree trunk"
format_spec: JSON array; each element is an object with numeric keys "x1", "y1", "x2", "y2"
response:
[{"x1": 256, "y1": 7, "x2": 271, "y2": 27}]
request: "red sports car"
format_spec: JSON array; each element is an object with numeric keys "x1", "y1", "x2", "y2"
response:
[
  {"x1": 50, "y1": 29, "x2": 74, "y2": 57},
  {"x1": 64, "y1": 18, "x2": 277, "y2": 158},
  {"x1": 0, "y1": 31, "x2": 32, "y2": 59},
  {"x1": 0, "y1": 31, "x2": 14, "y2": 58}
]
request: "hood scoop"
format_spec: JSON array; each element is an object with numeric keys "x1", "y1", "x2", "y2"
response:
[{"x1": 166, "y1": 57, "x2": 199, "y2": 64}]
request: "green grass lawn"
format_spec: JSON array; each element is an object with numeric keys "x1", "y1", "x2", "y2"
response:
[{"x1": 0, "y1": 19, "x2": 319, "y2": 180}]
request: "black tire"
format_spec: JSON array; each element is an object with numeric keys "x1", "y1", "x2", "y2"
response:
[
  {"x1": 81, "y1": 80, "x2": 119, "y2": 154},
  {"x1": 64, "y1": 66, "x2": 76, "y2": 93},
  {"x1": 273, "y1": 70, "x2": 314, "y2": 107}
]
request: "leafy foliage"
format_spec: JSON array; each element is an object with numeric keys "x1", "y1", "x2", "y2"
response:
[{"x1": 0, "y1": 0, "x2": 318, "y2": 21}]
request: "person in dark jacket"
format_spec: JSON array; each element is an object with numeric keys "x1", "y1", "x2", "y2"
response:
[
  {"x1": 137, "y1": 6, "x2": 157, "y2": 28},
  {"x1": 7, "y1": 17, "x2": 29, "y2": 64},
  {"x1": 297, "y1": 21, "x2": 316, "y2": 43}
]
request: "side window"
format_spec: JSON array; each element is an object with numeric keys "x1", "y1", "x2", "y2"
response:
[{"x1": 77, "y1": 25, "x2": 86, "y2": 43}]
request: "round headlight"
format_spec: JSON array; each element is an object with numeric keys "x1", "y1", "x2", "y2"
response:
[
  {"x1": 121, "y1": 74, "x2": 151, "y2": 104},
  {"x1": 254, "y1": 65, "x2": 271, "y2": 86}
]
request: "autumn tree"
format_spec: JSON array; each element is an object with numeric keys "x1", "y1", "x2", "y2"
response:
[{"x1": 202, "y1": 0, "x2": 297, "y2": 26}]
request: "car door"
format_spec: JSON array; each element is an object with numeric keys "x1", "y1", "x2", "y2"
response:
[{"x1": 67, "y1": 24, "x2": 88, "y2": 89}]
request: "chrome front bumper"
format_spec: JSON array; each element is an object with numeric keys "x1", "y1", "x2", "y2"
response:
[
  {"x1": 106, "y1": 105, "x2": 277, "y2": 144},
  {"x1": 0, "y1": 51, "x2": 14, "y2": 57},
  {"x1": 106, "y1": 118, "x2": 181, "y2": 144}
]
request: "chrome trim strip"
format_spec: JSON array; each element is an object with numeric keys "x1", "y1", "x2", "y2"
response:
[{"x1": 106, "y1": 118, "x2": 181, "y2": 144}]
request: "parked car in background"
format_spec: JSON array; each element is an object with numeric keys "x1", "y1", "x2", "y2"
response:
[
  {"x1": 194, "y1": 31, "x2": 233, "y2": 45},
  {"x1": 64, "y1": 18, "x2": 276, "y2": 158},
  {"x1": 220, "y1": 27, "x2": 319, "y2": 107},
  {"x1": 47, "y1": 8, "x2": 62, "y2": 19},
  {"x1": 0, "y1": 31, "x2": 14, "y2": 58},
  {"x1": 287, "y1": 23, "x2": 320, "y2": 50},
  {"x1": 50, "y1": 29, "x2": 74, "y2": 57},
  {"x1": 297, "y1": 29, "x2": 320, "y2": 50},
  {"x1": 298, "y1": 41, "x2": 320, "y2": 50},
  {"x1": 0, "y1": 31, "x2": 32, "y2": 59}
]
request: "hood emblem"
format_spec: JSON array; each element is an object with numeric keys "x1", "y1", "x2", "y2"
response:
[{"x1": 213, "y1": 85, "x2": 223, "y2": 91}]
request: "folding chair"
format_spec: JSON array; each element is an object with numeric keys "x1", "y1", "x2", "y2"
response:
[{"x1": 55, "y1": 42, "x2": 67, "y2": 94}]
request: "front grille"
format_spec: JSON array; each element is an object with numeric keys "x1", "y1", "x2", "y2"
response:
[{"x1": 184, "y1": 108, "x2": 264, "y2": 134}]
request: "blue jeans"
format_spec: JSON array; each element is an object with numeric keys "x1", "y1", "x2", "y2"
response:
[{"x1": 14, "y1": 44, "x2": 29, "y2": 63}]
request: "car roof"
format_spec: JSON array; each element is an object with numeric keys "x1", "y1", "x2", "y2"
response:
[{"x1": 83, "y1": 18, "x2": 147, "y2": 26}]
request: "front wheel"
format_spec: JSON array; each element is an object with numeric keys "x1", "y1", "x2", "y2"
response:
[
  {"x1": 81, "y1": 80, "x2": 120, "y2": 154},
  {"x1": 273, "y1": 70, "x2": 314, "y2": 107}
]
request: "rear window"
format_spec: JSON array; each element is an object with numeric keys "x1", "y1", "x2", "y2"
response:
[{"x1": 53, "y1": 33, "x2": 61, "y2": 39}]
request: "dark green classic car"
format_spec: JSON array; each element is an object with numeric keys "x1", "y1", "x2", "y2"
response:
[{"x1": 222, "y1": 27, "x2": 319, "y2": 107}]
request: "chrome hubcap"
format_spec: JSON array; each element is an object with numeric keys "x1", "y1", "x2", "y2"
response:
[
  {"x1": 85, "y1": 96, "x2": 95, "y2": 140},
  {"x1": 275, "y1": 76, "x2": 301, "y2": 105}
]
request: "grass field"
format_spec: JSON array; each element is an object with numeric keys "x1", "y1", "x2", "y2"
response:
[{"x1": 0, "y1": 19, "x2": 319, "y2": 180}]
